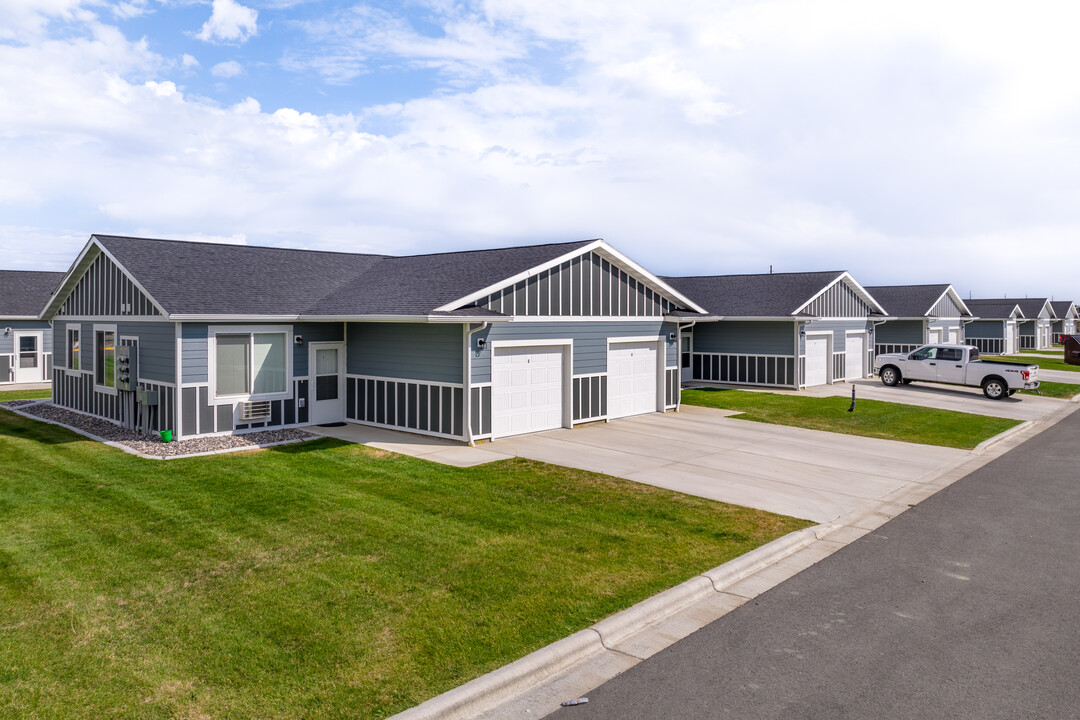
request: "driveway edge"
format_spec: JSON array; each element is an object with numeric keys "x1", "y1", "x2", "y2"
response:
[{"x1": 388, "y1": 527, "x2": 824, "y2": 720}]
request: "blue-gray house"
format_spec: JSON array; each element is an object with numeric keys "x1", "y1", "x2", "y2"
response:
[
  {"x1": 961, "y1": 300, "x2": 1023, "y2": 355},
  {"x1": 1, "y1": 270, "x2": 64, "y2": 385},
  {"x1": 40, "y1": 235, "x2": 705, "y2": 442},
  {"x1": 662, "y1": 271, "x2": 886, "y2": 389},
  {"x1": 1050, "y1": 301, "x2": 1078, "y2": 343},
  {"x1": 864, "y1": 284, "x2": 972, "y2": 355}
]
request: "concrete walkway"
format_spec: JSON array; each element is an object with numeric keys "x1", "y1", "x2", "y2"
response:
[
  {"x1": 314, "y1": 405, "x2": 973, "y2": 524},
  {"x1": 0, "y1": 382, "x2": 51, "y2": 392}
]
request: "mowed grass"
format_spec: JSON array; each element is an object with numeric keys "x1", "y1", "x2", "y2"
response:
[
  {"x1": 681, "y1": 388, "x2": 1020, "y2": 449},
  {"x1": 1018, "y1": 381, "x2": 1080, "y2": 398},
  {"x1": 0, "y1": 401, "x2": 810, "y2": 720},
  {"x1": 0, "y1": 388, "x2": 51, "y2": 401},
  {"x1": 985, "y1": 355, "x2": 1080, "y2": 373}
]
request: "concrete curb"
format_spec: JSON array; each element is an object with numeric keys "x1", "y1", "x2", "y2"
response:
[
  {"x1": 972, "y1": 420, "x2": 1033, "y2": 455},
  {"x1": 389, "y1": 524, "x2": 828, "y2": 720}
]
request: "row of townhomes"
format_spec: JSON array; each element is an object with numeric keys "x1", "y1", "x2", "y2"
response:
[{"x1": 1, "y1": 235, "x2": 1077, "y2": 443}]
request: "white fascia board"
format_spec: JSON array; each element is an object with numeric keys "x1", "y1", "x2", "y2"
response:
[
  {"x1": 791, "y1": 272, "x2": 887, "y2": 317},
  {"x1": 665, "y1": 314, "x2": 724, "y2": 322},
  {"x1": 39, "y1": 237, "x2": 100, "y2": 321},
  {"x1": 431, "y1": 239, "x2": 710, "y2": 315},
  {"x1": 170, "y1": 314, "x2": 513, "y2": 324},
  {"x1": 3, "y1": 315, "x2": 41, "y2": 321},
  {"x1": 926, "y1": 285, "x2": 973, "y2": 318}
]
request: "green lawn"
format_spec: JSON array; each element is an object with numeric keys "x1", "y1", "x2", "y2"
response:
[
  {"x1": 1018, "y1": 381, "x2": 1080, "y2": 399},
  {"x1": 0, "y1": 388, "x2": 51, "y2": 401},
  {"x1": 984, "y1": 355, "x2": 1080, "y2": 373},
  {"x1": 0, "y1": 401, "x2": 809, "y2": 720},
  {"x1": 681, "y1": 388, "x2": 1020, "y2": 449}
]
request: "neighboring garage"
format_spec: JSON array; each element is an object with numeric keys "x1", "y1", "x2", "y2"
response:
[
  {"x1": 491, "y1": 343, "x2": 566, "y2": 438},
  {"x1": 866, "y1": 283, "x2": 973, "y2": 355},
  {"x1": 663, "y1": 270, "x2": 886, "y2": 389}
]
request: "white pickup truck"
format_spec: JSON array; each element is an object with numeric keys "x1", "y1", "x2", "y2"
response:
[{"x1": 873, "y1": 344, "x2": 1039, "y2": 400}]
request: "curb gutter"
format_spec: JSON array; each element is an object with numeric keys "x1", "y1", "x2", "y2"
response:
[{"x1": 389, "y1": 526, "x2": 826, "y2": 720}]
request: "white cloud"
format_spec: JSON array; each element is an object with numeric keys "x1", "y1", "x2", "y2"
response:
[
  {"x1": 211, "y1": 60, "x2": 244, "y2": 78},
  {"x1": 181, "y1": 53, "x2": 200, "y2": 69},
  {"x1": 196, "y1": 0, "x2": 257, "y2": 44},
  {"x1": 3, "y1": 0, "x2": 1080, "y2": 299}
]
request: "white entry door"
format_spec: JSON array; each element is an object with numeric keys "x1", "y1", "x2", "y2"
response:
[
  {"x1": 608, "y1": 341, "x2": 658, "y2": 420},
  {"x1": 845, "y1": 334, "x2": 865, "y2": 380},
  {"x1": 804, "y1": 336, "x2": 828, "y2": 386},
  {"x1": 13, "y1": 331, "x2": 43, "y2": 383},
  {"x1": 1005, "y1": 323, "x2": 1016, "y2": 354},
  {"x1": 492, "y1": 345, "x2": 564, "y2": 438},
  {"x1": 309, "y1": 343, "x2": 345, "y2": 424}
]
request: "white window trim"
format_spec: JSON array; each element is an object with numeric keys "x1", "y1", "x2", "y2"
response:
[
  {"x1": 93, "y1": 323, "x2": 118, "y2": 395},
  {"x1": 65, "y1": 322, "x2": 87, "y2": 373},
  {"x1": 208, "y1": 325, "x2": 293, "y2": 404}
]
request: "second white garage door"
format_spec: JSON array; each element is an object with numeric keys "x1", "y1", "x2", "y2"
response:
[
  {"x1": 608, "y1": 341, "x2": 658, "y2": 420},
  {"x1": 804, "y1": 336, "x2": 828, "y2": 387},
  {"x1": 492, "y1": 346, "x2": 564, "y2": 438}
]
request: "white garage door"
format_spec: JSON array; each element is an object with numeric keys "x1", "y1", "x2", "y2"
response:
[
  {"x1": 492, "y1": 346, "x2": 564, "y2": 438},
  {"x1": 947, "y1": 327, "x2": 959, "y2": 344},
  {"x1": 804, "y1": 336, "x2": 828, "y2": 386},
  {"x1": 608, "y1": 341, "x2": 658, "y2": 420},
  {"x1": 928, "y1": 328, "x2": 942, "y2": 344},
  {"x1": 845, "y1": 334, "x2": 864, "y2": 380}
]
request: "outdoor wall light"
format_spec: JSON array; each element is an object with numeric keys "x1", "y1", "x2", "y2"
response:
[
  {"x1": 294, "y1": 335, "x2": 303, "y2": 346},
  {"x1": 476, "y1": 338, "x2": 486, "y2": 349},
  {"x1": 668, "y1": 332, "x2": 676, "y2": 341}
]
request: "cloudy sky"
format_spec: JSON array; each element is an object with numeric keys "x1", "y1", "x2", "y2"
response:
[{"x1": 2, "y1": 0, "x2": 1079, "y2": 300}]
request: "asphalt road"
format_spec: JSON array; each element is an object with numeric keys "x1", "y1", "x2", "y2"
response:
[{"x1": 553, "y1": 407, "x2": 1080, "y2": 720}]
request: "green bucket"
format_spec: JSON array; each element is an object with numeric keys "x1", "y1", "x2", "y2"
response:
[{"x1": 160, "y1": 430, "x2": 173, "y2": 443}]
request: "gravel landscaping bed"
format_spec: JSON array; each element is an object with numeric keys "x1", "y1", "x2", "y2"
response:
[{"x1": 3, "y1": 401, "x2": 316, "y2": 458}]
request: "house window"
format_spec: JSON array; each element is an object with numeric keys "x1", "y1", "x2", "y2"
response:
[
  {"x1": 213, "y1": 329, "x2": 289, "y2": 399},
  {"x1": 67, "y1": 327, "x2": 81, "y2": 371},
  {"x1": 95, "y1": 328, "x2": 116, "y2": 389}
]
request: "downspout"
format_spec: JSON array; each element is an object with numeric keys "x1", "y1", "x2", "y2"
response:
[
  {"x1": 675, "y1": 321, "x2": 696, "y2": 411},
  {"x1": 463, "y1": 321, "x2": 489, "y2": 446},
  {"x1": 870, "y1": 318, "x2": 889, "y2": 375}
]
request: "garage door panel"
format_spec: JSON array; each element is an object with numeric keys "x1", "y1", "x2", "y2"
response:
[
  {"x1": 608, "y1": 341, "x2": 658, "y2": 420},
  {"x1": 492, "y1": 346, "x2": 564, "y2": 438},
  {"x1": 804, "y1": 336, "x2": 828, "y2": 386}
]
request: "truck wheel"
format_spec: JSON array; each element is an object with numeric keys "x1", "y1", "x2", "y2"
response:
[
  {"x1": 982, "y1": 378, "x2": 1007, "y2": 400},
  {"x1": 880, "y1": 366, "x2": 901, "y2": 386}
]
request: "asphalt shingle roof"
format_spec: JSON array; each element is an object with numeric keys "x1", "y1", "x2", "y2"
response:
[
  {"x1": 92, "y1": 235, "x2": 595, "y2": 316},
  {"x1": 964, "y1": 298, "x2": 1025, "y2": 319},
  {"x1": 1050, "y1": 301, "x2": 1076, "y2": 318},
  {"x1": 864, "y1": 284, "x2": 953, "y2": 318},
  {"x1": 660, "y1": 271, "x2": 846, "y2": 317},
  {"x1": 0, "y1": 270, "x2": 65, "y2": 317}
]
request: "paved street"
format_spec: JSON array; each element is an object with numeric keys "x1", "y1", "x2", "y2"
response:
[{"x1": 552, "y1": 406, "x2": 1080, "y2": 720}]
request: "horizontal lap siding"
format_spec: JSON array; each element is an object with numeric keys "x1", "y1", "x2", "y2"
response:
[
  {"x1": 1018, "y1": 321, "x2": 1036, "y2": 336},
  {"x1": 293, "y1": 322, "x2": 344, "y2": 378},
  {"x1": 965, "y1": 320, "x2": 1004, "y2": 339},
  {"x1": 347, "y1": 322, "x2": 463, "y2": 384},
  {"x1": 181, "y1": 324, "x2": 208, "y2": 383},
  {"x1": 800, "y1": 319, "x2": 871, "y2": 354},
  {"x1": 692, "y1": 321, "x2": 794, "y2": 355},
  {"x1": 470, "y1": 320, "x2": 669, "y2": 384},
  {"x1": 119, "y1": 321, "x2": 175, "y2": 383},
  {"x1": 876, "y1": 320, "x2": 924, "y2": 345},
  {"x1": 0, "y1": 320, "x2": 52, "y2": 355}
]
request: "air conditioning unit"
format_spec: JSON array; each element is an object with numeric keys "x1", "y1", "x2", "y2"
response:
[{"x1": 240, "y1": 400, "x2": 271, "y2": 421}]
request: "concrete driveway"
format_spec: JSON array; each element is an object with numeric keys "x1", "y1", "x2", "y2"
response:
[
  {"x1": 489, "y1": 405, "x2": 969, "y2": 523},
  {"x1": 790, "y1": 378, "x2": 1068, "y2": 421}
]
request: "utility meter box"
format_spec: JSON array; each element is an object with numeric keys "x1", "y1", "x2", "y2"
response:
[
  {"x1": 138, "y1": 390, "x2": 158, "y2": 406},
  {"x1": 116, "y1": 345, "x2": 138, "y2": 391}
]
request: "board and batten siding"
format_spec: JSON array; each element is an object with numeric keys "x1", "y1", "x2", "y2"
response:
[
  {"x1": 470, "y1": 320, "x2": 676, "y2": 384},
  {"x1": 803, "y1": 281, "x2": 875, "y2": 318},
  {"x1": 347, "y1": 322, "x2": 463, "y2": 385},
  {"x1": 929, "y1": 293, "x2": 964, "y2": 318},
  {"x1": 54, "y1": 251, "x2": 162, "y2": 318},
  {"x1": 474, "y1": 251, "x2": 680, "y2": 318}
]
